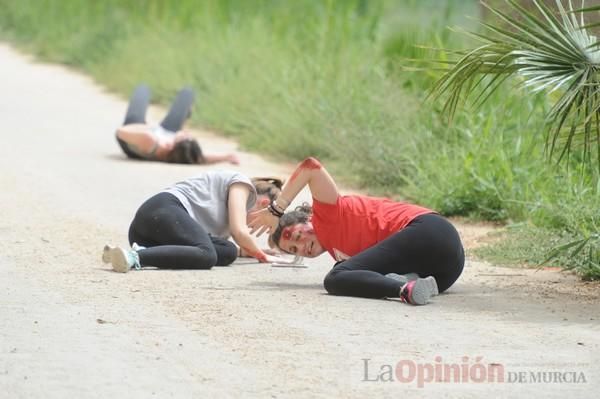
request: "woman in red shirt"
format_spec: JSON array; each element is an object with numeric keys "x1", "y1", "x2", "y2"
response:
[{"x1": 249, "y1": 157, "x2": 464, "y2": 305}]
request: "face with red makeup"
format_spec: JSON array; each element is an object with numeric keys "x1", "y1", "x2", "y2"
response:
[{"x1": 277, "y1": 222, "x2": 325, "y2": 257}]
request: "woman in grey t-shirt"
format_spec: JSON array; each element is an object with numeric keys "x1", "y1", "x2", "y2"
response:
[{"x1": 103, "y1": 170, "x2": 290, "y2": 272}]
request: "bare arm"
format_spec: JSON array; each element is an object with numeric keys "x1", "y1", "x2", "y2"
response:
[
  {"x1": 116, "y1": 124, "x2": 157, "y2": 153},
  {"x1": 228, "y1": 183, "x2": 292, "y2": 263},
  {"x1": 278, "y1": 157, "x2": 339, "y2": 206},
  {"x1": 248, "y1": 157, "x2": 339, "y2": 236}
]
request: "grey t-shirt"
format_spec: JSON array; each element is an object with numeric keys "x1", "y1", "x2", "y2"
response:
[{"x1": 162, "y1": 170, "x2": 257, "y2": 238}]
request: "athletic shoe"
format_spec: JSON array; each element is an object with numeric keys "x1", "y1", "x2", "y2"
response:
[
  {"x1": 132, "y1": 242, "x2": 146, "y2": 251},
  {"x1": 103, "y1": 243, "x2": 145, "y2": 260},
  {"x1": 102, "y1": 244, "x2": 141, "y2": 273},
  {"x1": 387, "y1": 273, "x2": 439, "y2": 296},
  {"x1": 385, "y1": 272, "x2": 420, "y2": 286},
  {"x1": 399, "y1": 277, "x2": 439, "y2": 305},
  {"x1": 102, "y1": 244, "x2": 113, "y2": 264}
]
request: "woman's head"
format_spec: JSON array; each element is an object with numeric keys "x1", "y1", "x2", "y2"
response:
[
  {"x1": 269, "y1": 204, "x2": 325, "y2": 258},
  {"x1": 166, "y1": 138, "x2": 204, "y2": 164}
]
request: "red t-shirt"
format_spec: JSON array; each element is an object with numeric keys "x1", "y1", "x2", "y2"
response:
[{"x1": 312, "y1": 195, "x2": 434, "y2": 261}]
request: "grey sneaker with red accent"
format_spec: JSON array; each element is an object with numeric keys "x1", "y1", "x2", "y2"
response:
[
  {"x1": 399, "y1": 276, "x2": 438, "y2": 305},
  {"x1": 385, "y1": 272, "x2": 420, "y2": 286}
]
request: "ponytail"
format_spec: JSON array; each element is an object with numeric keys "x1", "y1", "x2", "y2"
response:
[{"x1": 251, "y1": 177, "x2": 284, "y2": 201}]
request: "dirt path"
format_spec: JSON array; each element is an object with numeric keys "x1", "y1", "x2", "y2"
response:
[{"x1": 0, "y1": 43, "x2": 598, "y2": 398}]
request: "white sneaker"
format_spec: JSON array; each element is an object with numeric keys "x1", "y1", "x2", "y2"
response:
[
  {"x1": 132, "y1": 242, "x2": 146, "y2": 251},
  {"x1": 102, "y1": 244, "x2": 114, "y2": 264},
  {"x1": 385, "y1": 272, "x2": 420, "y2": 286},
  {"x1": 102, "y1": 244, "x2": 141, "y2": 273}
]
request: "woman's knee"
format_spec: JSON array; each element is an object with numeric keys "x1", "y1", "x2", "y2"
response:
[
  {"x1": 193, "y1": 245, "x2": 218, "y2": 269},
  {"x1": 323, "y1": 262, "x2": 346, "y2": 294},
  {"x1": 215, "y1": 242, "x2": 238, "y2": 266},
  {"x1": 323, "y1": 271, "x2": 337, "y2": 294}
]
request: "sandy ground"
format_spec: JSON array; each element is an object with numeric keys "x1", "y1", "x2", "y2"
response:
[{"x1": 0, "y1": 43, "x2": 598, "y2": 398}]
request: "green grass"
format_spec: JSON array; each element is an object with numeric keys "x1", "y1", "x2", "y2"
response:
[
  {"x1": 0, "y1": 0, "x2": 598, "y2": 279},
  {"x1": 474, "y1": 225, "x2": 577, "y2": 267},
  {"x1": 475, "y1": 225, "x2": 600, "y2": 281}
]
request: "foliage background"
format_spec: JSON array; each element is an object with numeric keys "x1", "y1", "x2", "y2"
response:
[{"x1": 0, "y1": 0, "x2": 597, "y2": 278}]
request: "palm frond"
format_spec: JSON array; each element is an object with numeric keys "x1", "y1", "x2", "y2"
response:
[
  {"x1": 430, "y1": 0, "x2": 600, "y2": 170},
  {"x1": 571, "y1": 4, "x2": 600, "y2": 13}
]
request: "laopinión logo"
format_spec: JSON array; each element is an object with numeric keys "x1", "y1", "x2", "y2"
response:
[{"x1": 361, "y1": 356, "x2": 587, "y2": 388}]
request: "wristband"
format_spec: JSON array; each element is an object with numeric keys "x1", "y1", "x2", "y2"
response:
[
  {"x1": 267, "y1": 202, "x2": 284, "y2": 218},
  {"x1": 271, "y1": 200, "x2": 286, "y2": 213}
]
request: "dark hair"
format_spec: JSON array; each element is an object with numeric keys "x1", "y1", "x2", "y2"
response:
[
  {"x1": 166, "y1": 138, "x2": 204, "y2": 164},
  {"x1": 251, "y1": 177, "x2": 284, "y2": 201},
  {"x1": 269, "y1": 203, "x2": 312, "y2": 250}
]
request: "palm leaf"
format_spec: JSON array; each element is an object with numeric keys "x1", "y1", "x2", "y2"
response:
[
  {"x1": 572, "y1": 5, "x2": 600, "y2": 12},
  {"x1": 541, "y1": 236, "x2": 590, "y2": 265},
  {"x1": 429, "y1": 0, "x2": 600, "y2": 170}
]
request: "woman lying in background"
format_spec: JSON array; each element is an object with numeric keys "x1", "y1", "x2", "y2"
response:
[{"x1": 116, "y1": 84, "x2": 239, "y2": 165}]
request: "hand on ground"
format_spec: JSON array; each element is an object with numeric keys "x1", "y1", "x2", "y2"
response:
[
  {"x1": 262, "y1": 248, "x2": 281, "y2": 256},
  {"x1": 263, "y1": 254, "x2": 295, "y2": 264}
]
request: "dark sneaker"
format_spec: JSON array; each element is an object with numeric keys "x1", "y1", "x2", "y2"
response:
[{"x1": 399, "y1": 277, "x2": 438, "y2": 305}]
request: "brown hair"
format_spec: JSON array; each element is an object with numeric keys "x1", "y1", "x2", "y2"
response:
[
  {"x1": 269, "y1": 203, "x2": 313, "y2": 250},
  {"x1": 166, "y1": 138, "x2": 204, "y2": 164},
  {"x1": 251, "y1": 177, "x2": 284, "y2": 201}
]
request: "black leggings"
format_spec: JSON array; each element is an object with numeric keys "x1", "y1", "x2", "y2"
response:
[
  {"x1": 128, "y1": 192, "x2": 238, "y2": 269},
  {"x1": 323, "y1": 213, "x2": 464, "y2": 299}
]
